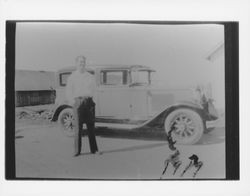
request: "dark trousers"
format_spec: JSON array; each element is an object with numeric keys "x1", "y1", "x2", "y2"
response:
[{"x1": 73, "y1": 97, "x2": 98, "y2": 154}]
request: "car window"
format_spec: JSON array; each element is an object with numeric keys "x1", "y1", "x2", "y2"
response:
[
  {"x1": 100, "y1": 70, "x2": 128, "y2": 86},
  {"x1": 59, "y1": 72, "x2": 72, "y2": 86},
  {"x1": 131, "y1": 70, "x2": 150, "y2": 85},
  {"x1": 59, "y1": 70, "x2": 94, "y2": 87}
]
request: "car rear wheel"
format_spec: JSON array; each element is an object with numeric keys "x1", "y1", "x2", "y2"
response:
[
  {"x1": 58, "y1": 108, "x2": 75, "y2": 137},
  {"x1": 164, "y1": 108, "x2": 204, "y2": 145}
]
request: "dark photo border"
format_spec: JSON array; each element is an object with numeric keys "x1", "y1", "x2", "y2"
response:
[{"x1": 5, "y1": 20, "x2": 239, "y2": 180}]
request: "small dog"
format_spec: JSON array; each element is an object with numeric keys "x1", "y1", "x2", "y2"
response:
[
  {"x1": 166, "y1": 128, "x2": 177, "y2": 151},
  {"x1": 160, "y1": 150, "x2": 182, "y2": 179},
  {"x1": 181, "y1": 154, "x2": 203, "y2": 178}
]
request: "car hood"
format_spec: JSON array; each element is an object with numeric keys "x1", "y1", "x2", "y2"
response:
[{"x1": 144, "y1": 85, "x2": 195, "y2": 116}]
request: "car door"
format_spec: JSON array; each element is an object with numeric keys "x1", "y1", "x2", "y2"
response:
[
  {"x1": 129, "y1": 88, "x2": 149, "y2": 120},
  {"x1": 129, "y1": 70, "x2": 151, "y2": 120},
  {"x1": 96, "y1": 69, "x2": 131, "y2": 119}
]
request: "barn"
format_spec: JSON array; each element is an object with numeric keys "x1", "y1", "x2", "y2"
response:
[{"x1": 15, "y1": 70, "x2": 56, "y2": 107}]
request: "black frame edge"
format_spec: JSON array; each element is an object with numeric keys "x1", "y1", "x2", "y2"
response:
[
  {"x1": 225, "y1": 22, "x2": 239, "y2": 180},
  {"x1": 5, "y1": 21, "x2": 16, "y2": 179}
]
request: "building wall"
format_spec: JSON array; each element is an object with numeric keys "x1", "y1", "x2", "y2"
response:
[{"x1": 15, "y1": 90, "x2": 56, "y2": 107}]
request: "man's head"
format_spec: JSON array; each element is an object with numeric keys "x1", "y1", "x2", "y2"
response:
[{"x1": 75, "y1": 55, "x2": 86, "y2": 73}]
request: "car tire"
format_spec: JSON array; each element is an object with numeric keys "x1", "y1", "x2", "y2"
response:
[
  {"x1": 164, "y1": 108, "x2": 204, "y2": 145},
  {"x1": 58, "y1": 108, "x2": 75, "y2": 137}
]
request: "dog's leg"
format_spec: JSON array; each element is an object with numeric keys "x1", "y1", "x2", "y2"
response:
[
  {"x1": 173, "y1": 161, "x2": 182, "y2": 175},
  {"x1": 181, "y1": 161, "x2": 192, "y2": 177},
  {"x1": 160, "y1": 161, "x2": 169, "y2": 179},
  {"x1": 193, "y1": 162, "x2": 203, "y2": 178}
]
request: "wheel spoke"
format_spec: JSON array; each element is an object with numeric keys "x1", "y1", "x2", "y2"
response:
[
  {"x1": 187, "y1": 125, "x2": 195, "y2": 130},
  {"x1": 180, "y1": 114, "x2": 186, "y2": 121},
  {"x1": 174, "y1": 124, "x2": 181, "y2": 129},
  {"x1": 175, "y1": 118, "x2": 181, "y2": 124},
  {"x1": 185, "y1": 130, "x2": 191, "y2": 136},
  {"x1": 186, "y1": 119, "x2": 192, "y2": 125},
  {"x1": 175, "y1": 128, "x2": 182, "y2": 134},
  {"x1": 185, "y1": 129, "x2": 193, "y2": 136},
  {"x1": 64, "y1": 120, "x2": 70, "y2": 126},
  {"x1": 185, "y1": 118, "x2": 191, "y2": 124},
  {"x1": 62, "y1": 114, "x2": 74, "y2": 131}
]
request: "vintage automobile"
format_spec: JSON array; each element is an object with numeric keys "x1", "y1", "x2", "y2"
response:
[{"x1": 51, "y1": 64, "x2": 218, "y2": 145}]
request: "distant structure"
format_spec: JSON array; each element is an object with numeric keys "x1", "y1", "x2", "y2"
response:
[
  {"x1": 206, "y1": 42, "x2": 224, "y2": 62},
  {"x1": 15, "y1": 70, "x2": 56, "y2": 107},
  {"x1": 205, "y1": 41, "x2": 225, "y2": 110}
]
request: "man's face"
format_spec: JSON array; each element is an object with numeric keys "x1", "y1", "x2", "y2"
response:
[{"x1": 76, "y1": 56, "x2": 86, "y2": 73}]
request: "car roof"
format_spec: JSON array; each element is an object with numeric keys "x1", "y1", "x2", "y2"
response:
[{"x1": 58, "y1": 64, "x2": 155, "y2": 73}]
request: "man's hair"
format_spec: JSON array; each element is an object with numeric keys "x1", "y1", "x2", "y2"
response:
[{"x1": 75, "y1": 55, "x2": 86, "y2": 63}]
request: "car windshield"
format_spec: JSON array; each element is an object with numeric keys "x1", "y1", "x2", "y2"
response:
[{"x1": 130, "y1": 70, "x2": 150, "y2": 86}]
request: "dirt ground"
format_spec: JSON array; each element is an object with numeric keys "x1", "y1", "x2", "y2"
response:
[{"x1": 15, "y1": 105, "x2": 225, "y2": 179}]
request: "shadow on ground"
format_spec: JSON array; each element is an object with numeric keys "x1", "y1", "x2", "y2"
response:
[
  {"x1": 81, "y1": 142, "x2": 168, "y2": 156},
  {"x1": 94, "y1": 126, "x2": 225, "y2": 146},
  {"x1": 196, "y1": 127, "x2": 225, "y2": 145}
]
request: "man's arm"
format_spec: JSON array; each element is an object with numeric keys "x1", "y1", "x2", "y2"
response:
[
  {"x1": 65, "y1": 76, "x2": 74, "y2": 105},
  {"x1": 89, "y1": 74, "x2": 96, "y2": 102}
]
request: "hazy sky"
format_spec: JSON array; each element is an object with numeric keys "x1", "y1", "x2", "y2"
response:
[{"x1": 16, "y1": 22, "x2": 224, "y2": 107}]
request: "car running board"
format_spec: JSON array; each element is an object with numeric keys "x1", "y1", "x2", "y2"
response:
[{"x1": 95, "y1": 122, "x2": 140, "y2": 130}]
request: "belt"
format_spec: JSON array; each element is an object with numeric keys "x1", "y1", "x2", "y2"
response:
[{"x1": 75, "y1": 96, "x2": 92, "y2": 100}]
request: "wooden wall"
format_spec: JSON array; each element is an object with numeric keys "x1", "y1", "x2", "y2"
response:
[{"x1": 15, "y1": 90, "x2": 56, "y2": 107}]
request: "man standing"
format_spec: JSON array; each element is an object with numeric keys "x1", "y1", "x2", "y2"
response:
[{"x1": 66, "y1": 55, "x2": 99, "y2": 157}]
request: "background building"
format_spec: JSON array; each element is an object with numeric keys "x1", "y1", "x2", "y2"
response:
[{"x1": 15, "y1": 70, "x2": 56, "y2": 107}]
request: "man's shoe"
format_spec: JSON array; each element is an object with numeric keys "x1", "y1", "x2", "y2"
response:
[
  {"x1": 92, "y1": 151, "x2": 102, "y2": 155},
  {"x1": 73, "y1": 153, "x2": 81, "y2": 157}
]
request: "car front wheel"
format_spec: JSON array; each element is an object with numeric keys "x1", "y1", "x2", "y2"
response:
[
  {"x1": 164, "y1": 108, "x2": 204, "y2": 145},
  {"x1": 58, "y1": 108, "x2": 75, "y2": 137}
]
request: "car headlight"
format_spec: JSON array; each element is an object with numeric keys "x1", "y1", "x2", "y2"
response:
[{"x1": 194, "y1": 85, "x2": 208, "y2": 107}]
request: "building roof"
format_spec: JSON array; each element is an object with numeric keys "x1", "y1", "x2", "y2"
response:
[
  {"x1": 206, "y1": 42, "x2": 224, "y2": 62},
  {"x1": 15, "y1": 70, "x2": 56, "y2": 91},
  {"x1": 58, "y1": 64, "x2": 155, "y2": 73}
]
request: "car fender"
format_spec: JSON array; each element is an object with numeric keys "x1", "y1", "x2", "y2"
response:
[
  {"x1": 134, "y1": 101, "x2": 205, "y2": 129},
  {"x1": 51, "y1": 104, "x2": 72, "y2": 121}
]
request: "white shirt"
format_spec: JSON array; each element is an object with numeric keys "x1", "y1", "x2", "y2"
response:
[{"x1": 66, "y1": 70, "x2": 95, "y2": 105}]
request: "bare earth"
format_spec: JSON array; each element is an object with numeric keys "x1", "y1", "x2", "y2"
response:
[{"x1": 15, "y1": 112, "x2": 225, "y2": 179}]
